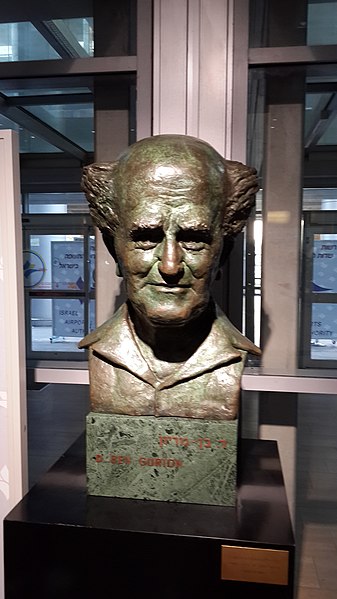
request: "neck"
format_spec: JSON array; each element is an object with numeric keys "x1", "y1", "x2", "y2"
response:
[{"x1": 128, "y1": 301, "x2": 215, "y2": 363}]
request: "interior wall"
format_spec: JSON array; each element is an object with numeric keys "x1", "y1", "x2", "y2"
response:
[{"x1": 0, "y1": 131, "x2": 27, "y2": 599}]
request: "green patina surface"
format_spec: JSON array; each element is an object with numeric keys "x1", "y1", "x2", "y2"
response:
[{"x1": 86, "y1": 412, "x2": 237, "y2": 506}]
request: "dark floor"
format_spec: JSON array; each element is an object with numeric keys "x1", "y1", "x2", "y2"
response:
[
  {"x1": 296, "y1": 393, "x2": 337, "y2": 599},
  {"x1": 27, "y1": 385, "x2": 337, "y2": 598}
]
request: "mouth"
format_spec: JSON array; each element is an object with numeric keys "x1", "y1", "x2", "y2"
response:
[{"x1": 149, "y1": 282, "x2": 190, "y2": 292}]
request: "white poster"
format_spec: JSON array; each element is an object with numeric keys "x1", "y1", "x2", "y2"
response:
[
  {"x1": 313, "y1": 239, "x2": 337, "y2": 293},
  {"x1": 51, "y1": 241, "x2": 84, "y2": 291},
  {"x1": 311, "y1": 303, "x2": 337, "y2": 340},
  {"x1": 52, "y1": 299, "x2": 85, "y2": 339},
  {"x1": 51, "y1": 240, "x2": 95, "y2": 339}
]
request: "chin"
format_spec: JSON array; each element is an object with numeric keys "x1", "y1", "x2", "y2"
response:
[{"x1": 142, "y1": 305, "x2": 207, "y2": 328}]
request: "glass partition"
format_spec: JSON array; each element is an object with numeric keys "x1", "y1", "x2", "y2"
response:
[
  {"x1": 0, "y1": 19, "x2": 94, "y2": 62},
  {"x1": 25, "y1": 103, "x2": 94, "y2": 151},
  {"x1": 0, "y1": 2, "x2": 135, "y2": 62},
  {"x1": 23, "y1": 219, "x2": 95, "y2": 360},
  {"x1": 301, "y1": 211, "x2": 337, "y2": 367},
  {"x1": 25, "y1": 192, "x2": 89, "y2": 214},
  {"x1": 0, "y1": 22, "x2": 60, "y2": 61},
  {"x1": 249, "y1": 0, "x2": 337, "y2": 47},
  {"x1": 247, "y1": 62, "x2": 337, "y2": 371}
]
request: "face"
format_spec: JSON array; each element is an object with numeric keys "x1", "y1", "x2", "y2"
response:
[{"x1": 113, "y1": 162, "x2": 225, "y2": 326}]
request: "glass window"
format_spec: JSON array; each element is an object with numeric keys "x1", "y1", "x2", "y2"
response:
[
  {"x1": 303, "y1": 189, "x2": 337, "y2": 210},
  {"x1": 25, "y1": 234, "x2": 85, "y2": 291},
  {"x1": 0, "y1": 22, "x2": 60, "y2": 61},
  {"x1": 30, "y1": 297, "x2": 85, "y2": 353},
  {"x1": 249, "y1": 0, "x2": 337, "y2": 47},
  {"x1": 5, "y1": 87, "x2": 92, "y2": 97},
  {"x1": 44, "y1": 18, "x2": 94, "y2": 56},
  {"x1": 305, "y1": 93, "x2": 333, "y2": 137},
  {"x1": 307, "y1": 1, "x2": 337, "y2": 45},
  {"x1": 26, "y1": 193, "x2": 89, "y2": 214},
  {"x1": 305, "y1": 91, "x2": 337, "y2": 148},
  {"x1": 318, "y1": 112, "x2": 337, "y2": 146},
  {"x1": 0, "y1": 18, "x2": 95, "y2": 62},
  {"x1": 247, "y1": 62, "x2": 337, "y2": 370},
  {"x1": 0, "y1": 113, "x2": 62, "y2": 153},
  {"x1": 24, "y1": 230, "x2": 95, "y2": 358},
  {"x1": 25, "y1": 103, "x2": 94, "y2": 152},
  {"x1": 301, "y1": 214, "x2": 337, "y2": 366},
  {"x1": 0, "y1": 4, "x2": 135, "y2": 61},
  {"x1": 0, "y1": 77, "x2": 94, "y2": 154}
]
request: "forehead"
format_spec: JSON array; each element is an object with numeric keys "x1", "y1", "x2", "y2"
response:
[{"x1": 117, "y1": 160, "x2": 224, "y2": 215}]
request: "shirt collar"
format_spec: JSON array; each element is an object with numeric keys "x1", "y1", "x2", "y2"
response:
[{"x1": 88, "y1": 303, "x2": 260, "y2": 388}]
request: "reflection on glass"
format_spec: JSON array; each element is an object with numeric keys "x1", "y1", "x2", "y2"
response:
[{"x1": 0, "y1": 22, "x2": 60, "y2": 62}]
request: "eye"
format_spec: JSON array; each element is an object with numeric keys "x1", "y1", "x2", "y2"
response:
[
  {"x1": 130, "y1": 227, "x2": 163, "y2": 249},
  {"x1": 177, "y1": 229, "x2": 212, "y2": 250}
]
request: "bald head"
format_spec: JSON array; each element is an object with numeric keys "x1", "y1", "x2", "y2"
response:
[{"x1": 81, "y1": 134, "x2": 258, "y2": 240}]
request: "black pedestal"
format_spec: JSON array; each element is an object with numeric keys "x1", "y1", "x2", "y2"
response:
[{"x1": 4, "y1": 437, "x2": 295, "y2": 598}]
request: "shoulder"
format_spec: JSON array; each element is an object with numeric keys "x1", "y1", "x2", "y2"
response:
[
  {"x1": 78, "y1": 303, "x2": 127, "y2": 349},
  {"x1": 215, "y1": 306, "x2": 261, "y2": 356}
]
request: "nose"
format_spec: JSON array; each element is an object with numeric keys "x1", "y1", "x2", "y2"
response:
[{"x1": 158, "y1": 238, "x2": 183, "y2": 277}]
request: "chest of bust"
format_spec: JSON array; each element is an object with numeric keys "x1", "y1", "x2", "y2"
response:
[{"x1": 88, "y1": 349, "x2": 245, "y2": 420}]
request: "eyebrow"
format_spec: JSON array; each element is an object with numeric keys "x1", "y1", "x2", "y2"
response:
[
  {"x1": 128, "y1": 223, "x2": 213, "y2": 243},
  {"x1": 178, "y1": 224, "x2": 211, "y2": 231},
  {"x1": 177, "y1": 227, "x2": 212, "y2": 243},
  {"x1": 130, "y1": 222, "x2": 162, "y2": 231}
]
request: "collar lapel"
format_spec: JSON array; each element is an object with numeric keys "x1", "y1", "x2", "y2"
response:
[
  {"x1": 157, "y1": 313, "x2": 242, "y2": 390},
  {"x1": 90, "y1": 304, "x2": 157, "y2": 387}
]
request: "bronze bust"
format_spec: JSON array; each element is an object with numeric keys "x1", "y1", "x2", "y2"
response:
[{"x1": 79, "y1": 135, "x2": 260, "y2": 420}]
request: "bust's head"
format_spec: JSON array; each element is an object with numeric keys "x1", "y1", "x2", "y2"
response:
[{"x1": 82, "y1": 135, "x2": 258, "y2": 327}]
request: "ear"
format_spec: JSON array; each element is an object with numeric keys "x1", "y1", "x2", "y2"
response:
[{"x1": 223, "y1": 160, "x2": 258, "y2": 237}]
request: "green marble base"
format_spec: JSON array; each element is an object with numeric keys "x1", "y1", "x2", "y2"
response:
[{"x1": 86, "y1": 412, "x2": 238, "y2": 506}]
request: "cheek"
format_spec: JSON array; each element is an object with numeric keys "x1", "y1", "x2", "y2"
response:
[
  {"x1": 120, "y1": 247, "x2": 156, "y2": 275},
  {"x1": 185, "y1": 249, "x2": 221, "y2": 279}
]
